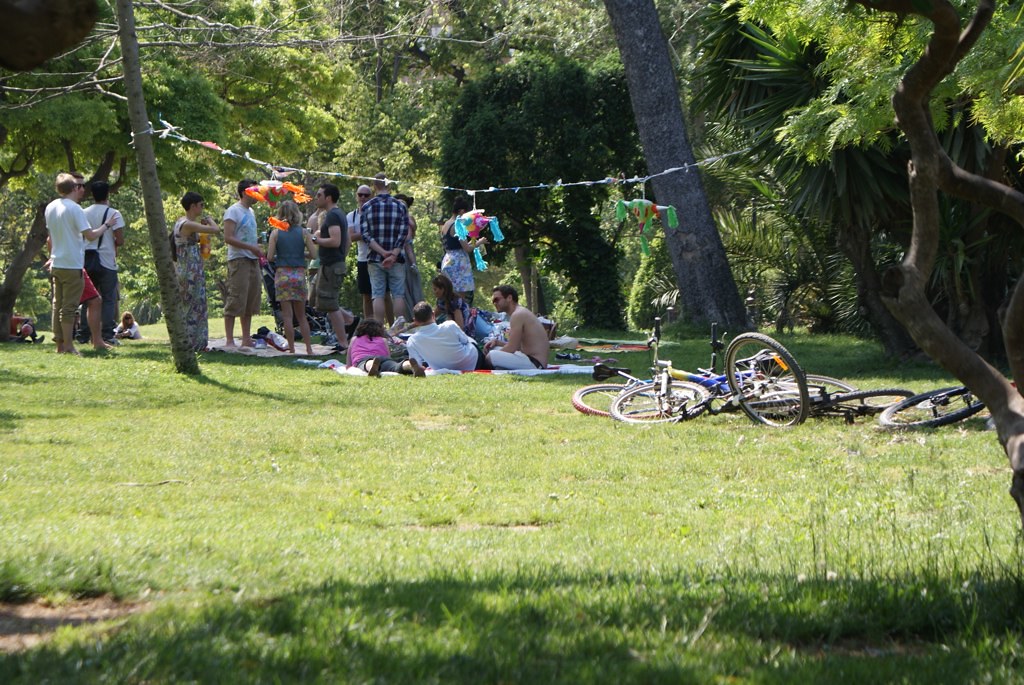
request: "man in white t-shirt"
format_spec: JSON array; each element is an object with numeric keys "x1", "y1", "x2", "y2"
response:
[
  {"x1": 45, "y1": 172, "x2": 114, "y2": 355},
  {"x1": 81, "y1": 180, "x2": 125, "y2": 344},
  {"x1": 222, "y1": 178, "x2": 264, "y2": 347},
  {"x1": 405, "y1": 301, "x2": 488, "y2": 372}
]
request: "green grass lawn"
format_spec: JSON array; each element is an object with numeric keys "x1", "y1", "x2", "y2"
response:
[{"x1": 1, "y1": 320, "x2": 1022, "y2": 683}]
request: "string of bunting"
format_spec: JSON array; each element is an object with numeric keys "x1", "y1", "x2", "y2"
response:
[{"x1": 139, "y1": 118, "x2": 750, "y2": 198}]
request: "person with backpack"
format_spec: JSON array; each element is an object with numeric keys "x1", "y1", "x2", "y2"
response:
[
  {"x1": 80, "y1": 181, "x2": 125, "y2": 345},
  {"x1": 172, "y1": 191, "x2": 221, "y2": 351}
]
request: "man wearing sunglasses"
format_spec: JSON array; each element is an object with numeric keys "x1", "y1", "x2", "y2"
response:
[{"x1": 347, "y1": 184, "x2": 381, "y2": 321}]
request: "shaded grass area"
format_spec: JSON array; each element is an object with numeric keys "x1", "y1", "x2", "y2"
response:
[{"x1": 1, "y1": 322, "x2": 1022, "y2": 682}]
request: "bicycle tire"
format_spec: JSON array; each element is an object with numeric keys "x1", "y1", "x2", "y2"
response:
[
  {"x1": 609, "y1": 380, "x2": 710, "y2": 424},
  {"x1": 878, "y1": 386, "x2": 986, "y2": 429},
  {"x1": 572, "y1": 383, "x2": 626, "y2": 418},
  {"x1": 725, "y1": 333, "x2": 810, "y2": 427},
  {"x1": 819, "y1": 388, "x2": 915, "y2": 420}
]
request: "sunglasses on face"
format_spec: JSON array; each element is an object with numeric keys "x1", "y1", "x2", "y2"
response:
[{"x1": 357, "y1": 193, "x2": 371, "y2": 198}]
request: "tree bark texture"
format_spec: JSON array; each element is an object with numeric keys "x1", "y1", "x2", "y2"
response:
[
  {"x1": 603, "y1": 0, "x2": 747, "y2": 330},
  {"x1": 114, "y1": 0, "x2": 199, "y2": 374},
  {"x1": 857, "y1": 0, "x2": 1024, "y2": 527},
  {"x1": 0, "y1": 202, "x2": 48, "y2": 342}
]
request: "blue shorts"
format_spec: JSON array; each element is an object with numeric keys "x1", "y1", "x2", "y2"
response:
[{"x1": 368, "y1": 261, "x2": 406, "y2": 299}]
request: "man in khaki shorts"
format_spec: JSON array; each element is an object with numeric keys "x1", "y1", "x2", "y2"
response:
[{"x1": 222, "y1": 179, "x2": 265, "y2": 347}]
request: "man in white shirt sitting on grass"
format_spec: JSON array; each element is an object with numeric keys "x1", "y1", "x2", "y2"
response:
[{"x1": 405, "y1": 301, "x2": 489, "y2": 372}]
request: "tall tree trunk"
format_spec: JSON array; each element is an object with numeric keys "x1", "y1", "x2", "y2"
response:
[
  {"x1": 835, "y1": 222, "x2": 917, "y2": 358},
  {"x1": 603, "y1": 0, "x2": 747, "y2": 330},
  {"x1": 0, "y1": 202, "x2": 48, "y2": 342},
  {"x1": 114, "y1": 0, "x2": 199, "y2": 374},
  {"x1": 856, "y1": 0, "x2": 1024, "y2": 528}
]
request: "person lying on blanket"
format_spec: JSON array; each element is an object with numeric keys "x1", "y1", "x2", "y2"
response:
[
  {"x1": 406, "y1": 301, "x2": 490, "y2": 372},
  {"x1": 484, "y1": 285, "x2": 549, "y2": 370}
]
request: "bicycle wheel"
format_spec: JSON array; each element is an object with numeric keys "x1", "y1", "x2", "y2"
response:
[
  {"x1": 610, "y1": 380, "x2": 710, "y2": 424},
  {"x1": 725, "y1": 333, "x2": 809, "y2": 427},
  {"x1": 822, "y1": 388, "x2": 915, "y2": 421},
  {"x1": 878, "y1": 386, "x2": 986, "y2": 429},
  {"x1": 572, "y1": 383, "x2": 626, "y2": 418}
]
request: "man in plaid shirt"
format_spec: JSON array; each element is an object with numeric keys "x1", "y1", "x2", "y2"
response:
[{"x1": 360, "y1": 173, "x2": 409, "y2": 325}]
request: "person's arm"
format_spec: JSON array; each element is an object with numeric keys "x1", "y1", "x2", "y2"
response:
[
  {"x1": 461, "y1": 235, "x2": 487, "y2": 255},
  {"x1": 303, "y1": 230, "x2": 316, "y2": 259},
  {"x1": 82, "y1": 221, "x2": 110, "y2": 242},
  {"x1": 452, "y1": 306, "x2": 465, "y2": 330},
  {"x1": 178, "y1": 218, "x2": 220, "y2": 237},
  {"x1": 316, "y1": 224, "x2": 343, "y2": 249},
  {"x1": 112, "y1": 211, "x2": 125, "y2": 248},
  {"x1": 266, "y1": 230, "x2": 279, "y2": 262}
]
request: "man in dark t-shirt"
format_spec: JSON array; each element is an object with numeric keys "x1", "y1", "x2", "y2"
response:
[{"x1": 311, "y1": 183, "x2": 356, "y2": 350}]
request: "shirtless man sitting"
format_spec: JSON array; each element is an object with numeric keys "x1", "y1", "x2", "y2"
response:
[{"x1": 484, "y1": 285, "x2": 550, "y2": 370}]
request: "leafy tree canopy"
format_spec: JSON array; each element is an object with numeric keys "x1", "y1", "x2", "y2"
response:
[{"x1": 731, "y1": 0, "x2": 1024, "y2": 160}]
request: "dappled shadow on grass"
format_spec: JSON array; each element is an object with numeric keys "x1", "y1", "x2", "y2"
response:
[{"x1": 3, "y1": 567, "x2": 1023, "y2": 683}]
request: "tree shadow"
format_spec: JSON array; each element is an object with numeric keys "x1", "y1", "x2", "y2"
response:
[{"x1": 2, "y1": 567, "x2": 1021, "y2": 682}]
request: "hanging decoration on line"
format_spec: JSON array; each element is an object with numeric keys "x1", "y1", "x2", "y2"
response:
[
  {"x1": 268, "y1": 216, "x2": 290, "y2": 231},
  {"x1": 455, "y1": 209, "x2": 504, "y2": 271},
  {"x1": 145, "y1": 118, "x2": 749, "y2": 200},
  {"x1": 615, "y1": 198, "x2": 679, "y2": 255},
  {"x1": 244, "y1": 180, "x2": 312, "y2": 208}
]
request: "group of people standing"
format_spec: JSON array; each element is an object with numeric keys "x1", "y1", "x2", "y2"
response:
[
  {"x1": 44, "y1": 172, "x2": 133, "y2": 355},
  {"x1": 171, "y1": 172, "x2": 414, "y2": 355},
  {"x1": 45, "y1": 169, "x2": 550, "y2": 370}
]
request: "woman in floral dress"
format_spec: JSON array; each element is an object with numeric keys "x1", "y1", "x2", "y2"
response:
[
  {"x1": 439, "y1": 196, "x2": 486, "y2": 305},
  {"x1": 173, "y1": 191, "x2": 221, "y2": 351}
]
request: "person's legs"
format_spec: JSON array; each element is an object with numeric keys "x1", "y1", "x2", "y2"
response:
[
  {"x1": 486, "y1": 349, "x2": 538, "y2": 370},
  {"x1": 85, "y1": 296, "x2": 109, "y2": 350},
  {"x1": 295, "y1": 302, "x2": 313, "y2": 354},
  {"x1": 368, "y1": 262, "x2": 389, "y2": 325},
  {"x1": 240, "y1": 259, "x2": 262, "y2": 347},
  {"x1": 89, "y1": 266, "x2": 119, "y2": 341},
  {"x1": 54, "y1": 269, "x2": 85, "y2": 354},
  {"x1": 223, "y1": 315, "x2": 236, "y2": 346},
  {"x1": 100, "y1": 269, "x2": 119, "y2": 341},
  {"x1": 357, "y1": 261, "x2": 374, "y2": 320},
  {"x1": 280, "y1": 300, "x2": 296, "y2": 353},
  {"x1": 384, "y1": 294, "x2": 395, "y2": 325},
  {"x1": 223, "y1": 259, "x2": 246, "y2": 347},
  {"x1": 386, "y1": 263, "x2": 408, "y2": 321}
]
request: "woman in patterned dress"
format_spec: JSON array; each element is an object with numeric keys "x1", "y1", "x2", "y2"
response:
[
  {"x1": 173, "y1": 191, "x2": 221, "y2": 351},
  {"x1": 267, "y1": 200, "x2": 316, "y2": 354},
  {"x1": 439, "y1": 196, "x2": 486, "y2": 305}
]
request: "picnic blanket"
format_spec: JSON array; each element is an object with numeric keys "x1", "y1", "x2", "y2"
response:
[
  {"x1": 573, "y1": 342, "x2": 650, "y2": 353},
  {"x1": 207, "y1": 338, "x2": 339, "y2": 357},
  {"x1": 327, "y1": 363, "x2": 595, "y2": 377}
]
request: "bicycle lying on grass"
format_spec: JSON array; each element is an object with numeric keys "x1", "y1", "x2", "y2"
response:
[
  {"x1": 601, "y1": 319, "x2": 811, "y2": 427},
  {"x1": 572, "y1": 321, "x2": 913, "y2": 426},
  {"x1": 878, "y1": 386, "x2": 987, "y2": 428}
]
